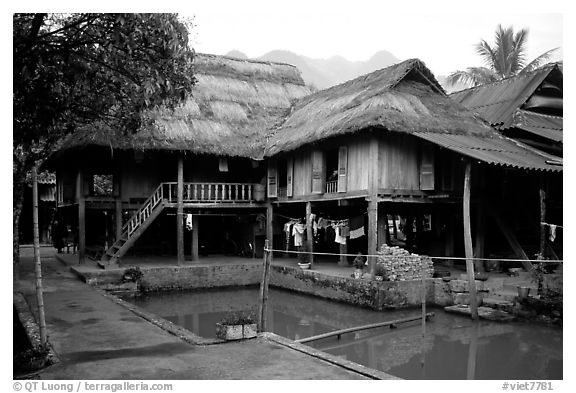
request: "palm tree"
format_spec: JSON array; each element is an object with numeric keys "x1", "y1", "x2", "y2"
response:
[{"x1": 447, "y1": 25, "x2": 558, "y2": 88}]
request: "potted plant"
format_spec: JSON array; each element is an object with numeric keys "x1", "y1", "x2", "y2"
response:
[
  {"x1": 297, "y1": 244, "x2": 311, "y2": 269},
  {"x1": 216, "y1": 310, "x2": 258, "y2": 341},
  {"x1": 352, "y1": 253, "x2": 365, "y2": 279},
  {"x1": 374, "y1": 263, "x2": 387, "y2": 281},
  {"x1": 121, "y1": 266, "x2": 144, "y2": 290}
]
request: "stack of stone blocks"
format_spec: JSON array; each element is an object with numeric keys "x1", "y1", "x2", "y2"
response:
[{"x1": 376, "y1": 245, "x2": 434, "y2": 281}]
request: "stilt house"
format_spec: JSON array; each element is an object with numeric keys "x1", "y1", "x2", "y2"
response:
[
  {"x1": 450, "y1": 64, "x2": 563, "y2": 261},
  {"x1": 44, "y1": 54, "x2": 310, "y2": 267},
  {"x1": 44, "y1": 55, "x2": 562, "y2": 271}
]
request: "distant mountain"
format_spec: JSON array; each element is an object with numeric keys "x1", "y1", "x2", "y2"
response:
[
  {"x1": 225, "y1": 50, "x2": 248, "y2": 59},
  {"x1": 225, "y1": 49, "x2": 400, "y2": 89}
]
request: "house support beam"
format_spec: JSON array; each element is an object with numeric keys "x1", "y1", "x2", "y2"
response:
[
  {"x1": 367, "y1": 200, "x2": 378, "y2": 277},
  {"x1": 177, "y1": 154, "x2": 184, "y2": 265},
  {"x1": 539, "y1": 180, "x2": 546, "y2": 259},
  {"x1": 266, "y1": 204, "x2": 273, "y2": 261},
  {"x1": 474, "y1": 202, "x2": 485, "y2": 272},
  {"x1": 191, "y1": 214, "x2": 199, "y2": 261},
  {"x1": 77, "y1": 169, "x2": 86, "y2": 264},
  {"x1": 367, "y1": 136, "x2": 379, "y2": 278},
  {"x1": 377, "y1": 208, "x2": 387, "y2": 250},
  {"x1": 306, "y1": 201, "x2": 314, "y2": 267},
  {"x1": 463, "y1": 162, "x2": 478, "y2": 320},
  {"x1": 115, "y1": 199, "x2": 122, "y2": 241}
]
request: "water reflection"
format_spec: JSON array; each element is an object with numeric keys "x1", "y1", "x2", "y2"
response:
[{"x1": 127, "y1": 286, "x2": 562, "y2": 380}]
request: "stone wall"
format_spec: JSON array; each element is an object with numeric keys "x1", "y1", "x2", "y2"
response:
[
  {"x1": 138, "y1": 263, "x2": 262, "y2": 292},
  {"x1": 269, "y1": 265, "x2": 437, "y2": 310}
]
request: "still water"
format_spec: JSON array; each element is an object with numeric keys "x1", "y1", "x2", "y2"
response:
[{"x1": 126, "y1": 286, "x2": 562, "y2": 380}]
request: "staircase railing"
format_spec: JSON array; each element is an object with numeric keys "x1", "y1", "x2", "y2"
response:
[{"x1": 122, "y1": 184, "x2": 165, "y2": 237}]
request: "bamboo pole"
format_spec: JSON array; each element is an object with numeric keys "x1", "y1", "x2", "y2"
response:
[
  {"x1": 463, "y1": 162, "x2": 478, "y2": 320},
  {"x1": 77, "y1": 169, "x2": 85, "y2": 264},
  {"x1": 32, "y1": 165, "x2": 47, "y2": 347},
  {"x1": 295, "y1": 313, "x2": 434, "y2": 344},
  {"x1": 258, "y1": 239, "x2": 271, "y2": 332}
]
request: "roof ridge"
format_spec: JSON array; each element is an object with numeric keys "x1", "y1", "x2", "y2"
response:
[
  {"x1": 450, "y1": 66, "x2": 554, "y2": 96},
  {"x1": 195, "y1": 52, "x2": 301, "y2": 70}
]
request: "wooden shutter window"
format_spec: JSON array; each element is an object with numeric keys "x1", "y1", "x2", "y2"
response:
[
  {"x1": 267, "y1": 161, "x2": 278, "y2": 198},
  {"x1": 311, "y1": 150, "x2": 324, "y2": 194},
  {"x1": 419, "y1": 146, "x2": 435, "y2": 191},
  {"x1": 286, "y1": 158, "x2": 294, "y2": 197},
  {"x1": 337, "y1": 146, "x2": 348, "y2": 193}
]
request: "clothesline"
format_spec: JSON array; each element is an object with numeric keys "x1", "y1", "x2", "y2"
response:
[{"x1": 264, "y1": 248, "x2": 563, "y2": 263}]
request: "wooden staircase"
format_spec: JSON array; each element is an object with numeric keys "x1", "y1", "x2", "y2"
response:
[{"x1": 98, "y1": 184, "x2": 166, "y2": 268}]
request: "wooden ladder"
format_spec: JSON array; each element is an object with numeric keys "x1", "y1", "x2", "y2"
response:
[{"x1": 99, "y1": 184, "x2": 165, "y2": 268}]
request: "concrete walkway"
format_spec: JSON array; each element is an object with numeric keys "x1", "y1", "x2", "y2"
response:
[{"x1": 14, "y1": 246, "x2": 393, "y2": 380}]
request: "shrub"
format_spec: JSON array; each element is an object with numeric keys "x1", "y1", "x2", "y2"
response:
[
  {"x1": 122, "y1": 266, "x2": 143, "y2": 282},
  {"x1": 374, "y1": 263, "x2": 387, "y2": 278}
]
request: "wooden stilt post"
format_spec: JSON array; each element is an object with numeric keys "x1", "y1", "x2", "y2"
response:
[
  {"x1": 463, "y1": 162, "x2": 478, "y2": 320},
  {"x1": 259, "y1": 239, "x2": 271, "y2": 332},
  {"x1": 191, "y1": 214, "x2": 199, "y2": 261},
  {"x1": 338, "y1": 243, "x2": 348, "y2": 266},
  {"x1": 266, "y1": 204, "x2": 273, "y2": 262},
  {"x1": 367, "y1": 200, "x2": 378, "y2": 278},
  {"x1": 77, "y1": 169, "x2": 86, "y2": 264},
  {"x1": 306, "y1": 201, "x2": 314, "y2": 268},
  {"x1": 115, "y1": 199, "x2": 122, "y2": 241},
  {"x1": 474, "y1": 202, "x2": 485, "y2": 272},
  {"x1": 32, "y1": 165, "x2": 47, "y2": 347},
  {"x1": 377, "y1": 208, "x2": 387, "y2": 250},
  {"x1": 177, "y1": 154, "x2": 184, "y2": 265},
  {"x1": 539, "y1": 182, "x2": 546, "y2": 259}
]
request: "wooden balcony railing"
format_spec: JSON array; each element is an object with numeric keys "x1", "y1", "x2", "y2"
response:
[
  {"x1": 164, "y1": 182, "x2": 257, "y2": 203},
  {"x1": 325, "y1": 180, "x2": 338, "y2": 194}
]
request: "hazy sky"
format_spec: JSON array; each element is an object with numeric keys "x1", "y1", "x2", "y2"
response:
[{"x1": 185, "y1": 0, "x2": 564, "y2": 76}]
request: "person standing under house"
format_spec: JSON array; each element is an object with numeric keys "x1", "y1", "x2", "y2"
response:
[{"x1": 51, "y1": 219, "x2": 65, "y2": 253}]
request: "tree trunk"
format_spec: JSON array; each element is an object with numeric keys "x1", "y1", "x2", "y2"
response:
[{"x1": 13, "y1": 163, "x2": 27, "y2": 278}]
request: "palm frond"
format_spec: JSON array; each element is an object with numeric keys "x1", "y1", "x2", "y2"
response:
[
  {"x1": 475, "y1": 40, "x2": 498, "y2": 70},
  {"x1": 509, "y1": 28, "x2": 529, "y2": 73},
  {"x1": 445, "y1": 67, "x2": 498, "y2": 87},
  {"x1": 521, "y1": 47, "x2": 560, "y2": 73}
]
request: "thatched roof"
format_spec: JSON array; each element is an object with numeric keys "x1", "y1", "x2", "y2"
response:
[
  {"x1": 264, "y1": 59, "x2": 498, "y2": 156},
  {"x1": 264, "y1": 58, "x2": 561, "y2": 172},
  {"x1": 54, "y1": 53, "x2": 311, "y2": 160}
]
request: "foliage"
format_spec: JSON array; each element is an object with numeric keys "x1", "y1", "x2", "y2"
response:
[
  {"x1": 93, "y1": 174, "x2": 114, "y2": 196},
  {"x1": 530, "y1": 262, "x2": 546, "y2": 295},
  {"x1": 13, "y1": 13, "x2": 196, "y2": 264},
  {"x1": 219, "y1": 309, "x2": 257, "y2": 326},
  {"x1": 122, "y1": 266, "x2": 144, "y2": 282},
  {"x1": 446, "y1": 25, "x2": 558, "y2": 88},
  {"x1": 374, "y1": 263, "x2": 387, "y2": 278}
]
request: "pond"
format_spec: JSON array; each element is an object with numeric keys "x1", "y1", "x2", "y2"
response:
[{"x1": 125, "y1": 286, "x2": 562, "y2": 380}]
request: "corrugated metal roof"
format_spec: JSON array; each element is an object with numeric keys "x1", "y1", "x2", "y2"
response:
[
  {"x1": 512, "y1": 110, "x2": 563, "y2": 142},
  {"x1": 449, "y1": 65, "x2": 559, "y2": 129},
  {"x1": 414, "y1": 132, "x2": 562, "y2": 172}
]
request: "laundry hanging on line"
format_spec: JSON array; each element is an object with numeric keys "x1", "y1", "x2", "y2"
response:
[{"x1": 349, "y1": 215, "x2": 365, "y2": 239}]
